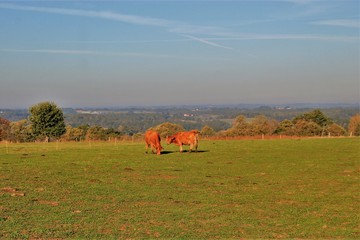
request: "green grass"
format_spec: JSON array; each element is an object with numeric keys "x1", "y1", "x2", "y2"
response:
[{"x1": 1, "y1": 138, "x2": 359, "y2": 239}]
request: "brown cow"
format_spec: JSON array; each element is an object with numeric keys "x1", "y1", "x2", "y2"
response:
[
  {"x1": 166, "y1": 130, "x2": 200, "y2": 153},
  {"x1": 145, "y1": 130, "x2": 163, "y2": 155}
]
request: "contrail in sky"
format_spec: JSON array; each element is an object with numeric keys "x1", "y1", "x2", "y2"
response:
[
  {"x1": 0, "y1": 3, "x2": 173, "y2": 27},
  {"x1": 183, "y1": 35, "x2": 234, "y2": 50},
  {"x1": 0, "y1": 3, "x2": 232, "y2": 49},
  {"x1": 0, "y1": 3, "x2": 355, "y2": 49},
  {"x1": 0, "y1": 48, "x2": 232, "y2": 61},
  {"x1": 0, "y1": 48, "x2": 173, "y2": 58},
  {"x1": 312, "y1": 19, "x2": 359, "y2": 28}
]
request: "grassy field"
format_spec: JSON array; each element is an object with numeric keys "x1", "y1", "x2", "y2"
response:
[{"x1": 0, "y1": 138, "x2": 359, "y2": 239}]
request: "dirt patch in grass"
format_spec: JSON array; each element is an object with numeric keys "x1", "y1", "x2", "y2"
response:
[
  {"x1": 1, "y1": 187, "x2": 25, "y2": 197},
  {"x1": 147, "y1": 174, "x2": 177, "y2": 180}
]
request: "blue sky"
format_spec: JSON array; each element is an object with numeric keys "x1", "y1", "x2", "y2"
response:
[{"x1": 0, "y1": 0, "x2": 359, "y2": 108}]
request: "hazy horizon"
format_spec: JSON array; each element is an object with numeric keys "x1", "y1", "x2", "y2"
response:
[
  {"x1": 0, "y1": 102, "x2": 358, "y2": 111},
  {"x1": 1, "y1": 1, "x2": 359, "y2": 108}
]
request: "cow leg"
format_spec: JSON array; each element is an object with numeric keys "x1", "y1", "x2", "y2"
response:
[
  {"x1": 151, "y1": 145, "x2": 156, "y2": 154},
  {"x1": 179, "y1": 144, "x2": 183, "y2": 153},
  {"x1": 189, "y1": 144, "x2": 193, "y2": 153},
  {"x1": 145, "y1": 144, "x2": 149, "y2": 154}
]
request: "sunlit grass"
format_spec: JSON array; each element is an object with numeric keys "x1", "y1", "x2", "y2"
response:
[{"x1": 1, "y1": 138, "x2": 359, "y2": 238}]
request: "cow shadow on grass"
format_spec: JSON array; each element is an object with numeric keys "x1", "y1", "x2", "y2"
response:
[
  {"x1": 161, "y1": 150, "x2": 209, "y2": 155},
  {"x1": 160, "y1": 151, "x2": 175, "y2": 155}
]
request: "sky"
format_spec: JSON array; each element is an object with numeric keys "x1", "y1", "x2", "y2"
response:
[{"x1": 0, "y1": 0, "x2": 359, "y2": 108}]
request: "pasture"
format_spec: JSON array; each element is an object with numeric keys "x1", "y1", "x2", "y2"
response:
[{"x1": 0, "y1": 138, "x2": 359, "y2": 239}]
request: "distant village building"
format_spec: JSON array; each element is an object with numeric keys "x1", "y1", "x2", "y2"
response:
[{"x1": 75, "y1": 109, "x2": 101, "y2": 115}]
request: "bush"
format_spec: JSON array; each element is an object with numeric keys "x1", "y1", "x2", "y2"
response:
[
  {"x1": 151, "y1": 122, "x2": 185, "y2": 138},
  {"x1": 348, "y1": 114, "x2": 360, "y2": 136},
  {"x1": 294, "y1": 120, "x2": 322, "y2": 136},
  {"x1": 326, "y1": 123, "x2": 346, "y2": 136}
]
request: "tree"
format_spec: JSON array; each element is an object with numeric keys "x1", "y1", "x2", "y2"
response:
[
  {"x1": 226, "y1": 115, "x2": 250, "y2": 136},
  {"x1": 62, "y1": 126, "x2": 87, "y2": 142},
  {"x1": 9, "y1": 120, "x2": 33, "y2": 142},
  {"x1": 201, "y1": 125, "x2": 216, "y2": 137},
  {"x1": 326, "y1": 123, "x2": 346, "y2": 136},
  {"x1": 250, "y1": 115, "x2": 278, "y2": 136},
  {"x1": 348, "y1": 114, "x2": 360, "y2": 136},
  {"x1": 275, "y1": 119, "x2": 296, "y2": 136},
  {"x1": 29, "y1": 102, "x2": 66, "y2": 141},
  {"x1": 292, "y1": 109, "x2": 333, "y2": 136},
  {"x1": 152, "y1": 122, "x2": 185, "y2": 138},
  {"x1": 294, "y1": 120, "x2": 322, "y2": 136},
  {"x1": 86, "y1": 126, "x2": 107, "y2": 141},
  {"x1": 293, "y1": 109, "x2": 331, "y2": 127},
  {"x1": 0, "y1": 117, "x2": 11, "y2": 141}
]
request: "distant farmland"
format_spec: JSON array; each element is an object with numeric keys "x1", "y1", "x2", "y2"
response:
[{"x1": 0, "y1": 138, "x2": 359, "y2": 239}]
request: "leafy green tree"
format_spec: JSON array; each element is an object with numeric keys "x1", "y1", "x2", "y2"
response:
[
  {"x1": 294, "y1": 120, "x2": 322, "y2": 136},
  {"x1": 86, "y1": 126, "x2": 107, "y2": 141},
  {"x1": 29, "y1": 102, "x2": 66, "y2": 141},
  {"x1": 62, "y1": 126, "x2": 86, "y2": 141},
  {"x1": 293, "y1": 109, "x2": 331, "y2": 127},
  {"x1": 275, "y1": 119, "x2": 296, "y2": 136},
  {"x1": 104, "y1": 128, "x2": 122, "y2": 139}
]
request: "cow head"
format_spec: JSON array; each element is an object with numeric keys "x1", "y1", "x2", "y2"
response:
[
  {"x1": 156, "y1": 145, "x2": 163, "y2": 155},
  {"x1": 166, "y1": 136, "x2": 176, "y2": 145}
]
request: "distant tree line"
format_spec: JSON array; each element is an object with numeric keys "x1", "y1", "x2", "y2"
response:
[
  {"x1": 0, "y1": 102, "x2": 360, "y2": 142},
  {"x1": 218, "y1": 110, "x2": 349, "y2": 137}
]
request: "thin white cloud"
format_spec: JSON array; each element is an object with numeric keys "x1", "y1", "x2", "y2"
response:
[
  {"x1": 183, "y1": 35, "x2": 234, "y2": 50},
  {"x1": 280, "y1": 0, "x2": 319, "y2": 4},
  {"x1": 203, "y1": 33, "x2": 357, "y2": 42},
  {"x1": 0, "y1": 3, "x2": 234, "y2": 49},
  {"x1": 312, "y1": 19, "x2": 360, "y2": 28},
  {"x1": 0, "y1": 48, "x2": 173, "y2": 58},
  {"x1": 0, "y1": 3, "x2": 173, "y2": 27},
  {"x1": 0, "y1": 2, "x2": 356, "y2": 50},
  {"x1": 0, "y1": 3, "x2": 226, "y2": 36},
  {"x1": 0, "y1": 48, "x2": 232, "y2": 61}
]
